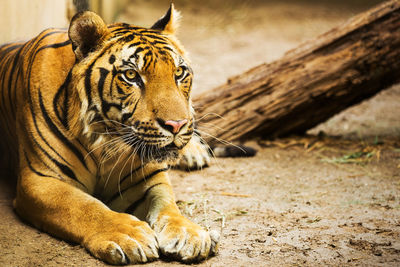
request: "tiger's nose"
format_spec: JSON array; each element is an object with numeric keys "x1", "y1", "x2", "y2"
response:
[{"x1": 160, "y1": 119, "x2": 188, "y2": 134}]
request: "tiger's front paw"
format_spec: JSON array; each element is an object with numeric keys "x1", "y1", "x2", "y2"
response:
[
  {"x1": 84, "y1": 212, "x2": 159, "y2": 265},
  {"x1": 154, "y1": 215, "x2": 219, "y2": 262},
  {"x1": 177, "y1": 135, "x2": 210, "y2": 170}
]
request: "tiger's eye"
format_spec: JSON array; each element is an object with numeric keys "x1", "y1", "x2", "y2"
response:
[
  {"x1": 125, "y1": 69, "x2": 137, "y2": 80},
  {"x1": 175, "y1": 66, "x2": 184, "y2": 78}
]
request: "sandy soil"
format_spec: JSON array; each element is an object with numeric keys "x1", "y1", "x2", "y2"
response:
[{"x1": 1, "y1": 0, "x2": 399, "y2": 266}]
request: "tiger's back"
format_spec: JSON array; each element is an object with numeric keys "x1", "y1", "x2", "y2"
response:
[
  {"x1": 0, "y1": 42, "x2": 21, "y2": 169},
  {"x1": 0, "y1": 30, "x2": 77, "y2": 176}
]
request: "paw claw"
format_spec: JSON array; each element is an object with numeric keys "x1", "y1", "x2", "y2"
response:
[
  {"x1": 84, "y1": 213, "x2": 159, "y2": 264},
  {"x1": 155, "y1": 216, "x2": 219, "y2": 262},
  {"x1": 210, "y1": 230, "x2": 220, "y2": 254}
]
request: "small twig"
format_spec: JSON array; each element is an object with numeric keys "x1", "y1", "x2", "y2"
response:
[
  {"x1": 212, "y1": 209, "x2": 226, "y2": 231},
  {"x1": 202, "y1": 196, "x2": 210, "y2": 231},
  {"x1": 220, "y1": 191, "x2": 251, "y2": 198}
]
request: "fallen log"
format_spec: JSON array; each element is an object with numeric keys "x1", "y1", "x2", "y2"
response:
[{"x1": 193, "y1": 0, "x2": 400, "y2": 146}]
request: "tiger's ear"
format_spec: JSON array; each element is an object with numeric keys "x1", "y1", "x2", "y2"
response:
[
  {"x1": 151, "y1": 3, "x2": 181, "y2": 35},
  {"x1": 68, "y1": 11, "x2": 109, "y2": 60}
]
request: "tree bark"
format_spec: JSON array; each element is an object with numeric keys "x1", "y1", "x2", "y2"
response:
[{"x1": 193, "y1": 0, "x2": 400, "y2": 146}]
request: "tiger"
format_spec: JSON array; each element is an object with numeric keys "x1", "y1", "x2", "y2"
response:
[{"x1": 0, "y1": 4, "x2": 219, "y2": 264}]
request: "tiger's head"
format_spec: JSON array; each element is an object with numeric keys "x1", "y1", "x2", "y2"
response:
[{"x1": 68, "y1": 5, "x2": 194, "y2": 163}]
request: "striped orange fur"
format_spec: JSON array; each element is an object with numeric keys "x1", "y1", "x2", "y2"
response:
[{"x1": 0, "y1": 5, "x2": 217, "y2": 264}]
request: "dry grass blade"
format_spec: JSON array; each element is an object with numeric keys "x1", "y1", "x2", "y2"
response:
[{"x1": 322, "y1": 150, "x2": 375, "y2": 164}]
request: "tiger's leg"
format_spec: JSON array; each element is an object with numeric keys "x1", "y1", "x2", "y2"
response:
[
  {"x1": 14, "y1": 167, "x2": 159, "y2": 265},
  {"x1": 132, "y1": 171, "x2": 219, "y2": 262}
]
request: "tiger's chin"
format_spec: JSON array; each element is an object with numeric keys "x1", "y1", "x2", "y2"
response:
[{"x1": 135, "y1": 142, "x2": 182, "y2": 164}]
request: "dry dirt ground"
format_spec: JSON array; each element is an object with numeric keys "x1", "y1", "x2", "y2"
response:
[{"x1": 1, "y1": 0, "x2": 399, "y2": 266}]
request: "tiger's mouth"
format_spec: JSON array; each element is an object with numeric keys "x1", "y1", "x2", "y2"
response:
[
  {"x1": 118, "y1": 133, "x2": 189, "y2": 163},
  {"x1": 134, "y1": 142, "x2": 181, "y2": 163},
  {"x1": 97, "y1": 123, "x2": 191, "y2": 163}
]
